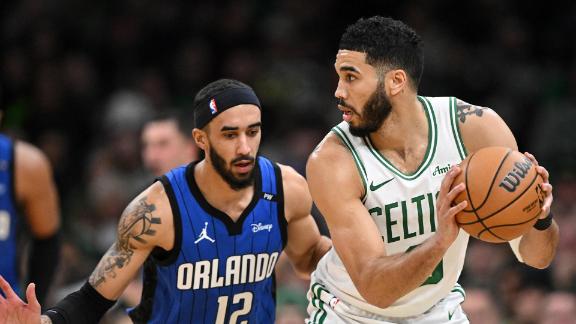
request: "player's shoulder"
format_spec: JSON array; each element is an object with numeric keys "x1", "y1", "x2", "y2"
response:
[
  {"x1": 118, "y1": 181, "x2": 174, "y2": 249},
  {"x1": 423, "y1": 95, "x2": 501, "y2": 126},
  {"x1": 273, "y1": 163, "x2": 313, "y2": 220},
  {"x1": 274, "y1": 163, "x2": 307, "y2": 194},
  {"x1": 13, "y1": 140, "x2": 54, "y2": 195},
  {"x1": 451, "y1": 97, "x2": 502, "y2": 126},
  {"x1": 15, "y1": 140, "x2": 52, "y2": 172},
  {"x1": 450, "y1": 97, "x2": 517, "y2": 152},
  {"x1": 308, "y1": 130, "x2": 350, "y2": 165}
]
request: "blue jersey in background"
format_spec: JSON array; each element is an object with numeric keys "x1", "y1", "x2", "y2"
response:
[{"x1": 0, "y1": 135, "x2": 20, "y2": 295}]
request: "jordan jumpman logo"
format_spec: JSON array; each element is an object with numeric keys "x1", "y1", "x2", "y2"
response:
[{"x1": 194, "y1": 222, "x2": 215, "y2": 244}]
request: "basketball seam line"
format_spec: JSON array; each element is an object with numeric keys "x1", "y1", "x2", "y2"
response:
[
  {"x1": 463, "y1": 150, "x2": 507, "y2": 241},
  {"x1": 477, "y1": 212, "x2": 541, "y2": 237},
  {"x1": 458, "y1": 171, "x2": 540, "y2": 225},
  {"x1": 462, "y1": 149, "x2": 512, "y2": 212}
]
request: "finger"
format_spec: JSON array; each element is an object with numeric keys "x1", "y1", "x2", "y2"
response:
[
  {"x1": 537, "y1": 166, "x2": 550, "y2": 182},
  {"x1": 447, "y1": 201, "x2": 468, "y2": 218},
  {"x1": 0, "y1": 275, "x2": 17, "y2": 299},
  {"x1": 543, "y1": 195, "x2": 554, "y2": 212},
  {"x1": 541, "y1": 183, "x2": 553, "y2": 194},
  {"x1": 26, "y1": 283, "x2": 41, "y2": 311},
  {"x1": 445, "y1": 183, "x2": 466, "y2": 203},
  {"x1": 524, "y1": 152, "x2": 539, "y2": 166},
  {"x1": 439, "y1": 166, "x2": 461, "y2": 198}
]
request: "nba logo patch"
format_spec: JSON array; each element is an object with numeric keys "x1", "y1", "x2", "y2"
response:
[{"x1": 209, "y1": 98, "x2": 218, "y2": 114}]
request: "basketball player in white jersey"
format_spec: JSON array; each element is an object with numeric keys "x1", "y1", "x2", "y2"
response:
[{"x1": 306, "y1": 16, "x2": 559, "y2": 323}]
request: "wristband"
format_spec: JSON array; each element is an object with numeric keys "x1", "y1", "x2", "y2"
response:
[{"x1": 533, "y1": 212, "x2": 554, "y2": 231}]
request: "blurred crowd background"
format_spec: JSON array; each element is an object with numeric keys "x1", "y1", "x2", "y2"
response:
[{"x1": 2, "y1": 0, "x2": 576, "y2": 323}]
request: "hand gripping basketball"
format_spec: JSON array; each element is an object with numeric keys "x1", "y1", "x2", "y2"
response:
[{"x1": 435, "y1": 165, "x2": 468, "y2": 248}]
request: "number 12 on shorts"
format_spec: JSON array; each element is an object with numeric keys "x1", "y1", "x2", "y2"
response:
[{"x1": 215, "y1": 292, "x2": 253, "y2": 324}]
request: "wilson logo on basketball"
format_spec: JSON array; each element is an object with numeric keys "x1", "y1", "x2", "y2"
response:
[{"x1": 498, "y1": 157, "x2": 533, "y2": 193}]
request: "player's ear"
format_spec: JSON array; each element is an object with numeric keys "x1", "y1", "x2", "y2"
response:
[
  {"x1": 192, "y1": 128, "x2": 208, "y2": 150},
  {"x1": 388, "y1": 69, "x2": 407, "y2": 96}
]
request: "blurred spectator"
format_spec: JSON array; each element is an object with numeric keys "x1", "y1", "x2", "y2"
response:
[
  {"x1": 540, "y1": 292, "x2": 576, "y2": 324},
  {"x1": 141, "y1": 111, "x2": 198, "y2": 177},
  {"x1": 462, "y1": 288, "x2": 503, "y2": 324},
  {"x1": 512, "y1": 287, "x2": 547, "y2": 324}
]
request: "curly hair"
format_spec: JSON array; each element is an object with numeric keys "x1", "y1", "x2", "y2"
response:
[{"x1": 339, "y1": 16, "x2": 424, "y2": 89}]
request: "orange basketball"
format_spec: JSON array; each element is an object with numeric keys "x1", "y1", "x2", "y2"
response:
[{"x1": 452, "y1": 146, "x2": 545, "y2": 243}]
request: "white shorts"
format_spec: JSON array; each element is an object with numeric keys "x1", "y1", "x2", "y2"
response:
[{"x1": 306, "y1": 282, "x2": 468, "y2": 324}]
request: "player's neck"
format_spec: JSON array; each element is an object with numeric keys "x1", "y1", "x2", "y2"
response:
[{"x1": 369, "y1": 96, "x2": 429, "y2": 160}]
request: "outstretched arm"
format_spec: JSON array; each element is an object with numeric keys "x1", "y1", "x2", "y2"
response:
[
  {"x1": 280, "y1": 164, "x2": 331, "y2": 278},
  {"x1": 0, "y1": 181, "x2": 172, "y2": 324},
  {"x1": 15, "y1": 142, "x2": 61, "y2": 304},
  {"x1": 457, "y1": 99, "x2": 559, "y2": 268}
]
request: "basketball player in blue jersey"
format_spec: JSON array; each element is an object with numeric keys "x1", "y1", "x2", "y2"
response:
[
  {"x1": 305, "y1": 17, "x2": 559, "y2": 323},
  {"x1": 0, "y1": 79, "x2": 331, "y2": 323},
  {"x1": 0, "y1": 108, "x2": 61, "y2": 306}
]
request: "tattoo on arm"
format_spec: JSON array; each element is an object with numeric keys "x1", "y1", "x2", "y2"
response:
[
  {"x1": 89, "y1": 197, "x2": 161, "y2": 288},
  {"x1": 456, "y1": 101, "x2": 487, "y2": 123}
]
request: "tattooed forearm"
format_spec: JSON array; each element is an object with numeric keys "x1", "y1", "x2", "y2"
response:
[
  {"x1": 457, "y1": 101, "x2": 487, "y2": 123},
  {"x1": 89, "y1": 242, "x2": 134, "y2": 287},
  {"x1": 89, "y1": 197, "x2": 161, "y2": 288}
]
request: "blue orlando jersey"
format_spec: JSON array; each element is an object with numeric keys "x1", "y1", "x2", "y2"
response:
[
  {"x1": 130, "y1": 156, "x2": 288, "y2": 324},
  {"x1": 0, "y1": 135, "x2": 20, "y2": 294}
]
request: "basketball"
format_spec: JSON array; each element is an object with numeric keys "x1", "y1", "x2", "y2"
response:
[{"x1": 452, "y1": 146, "x2": 545, "y2": 243}]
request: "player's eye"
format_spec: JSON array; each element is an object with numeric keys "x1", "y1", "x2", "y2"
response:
[
  {"x1": 345, "y1": 74, "x2": 357, "y2": 82},
  {"x1": 247, "y1": 128, "x2": 260, "y2": 137}
]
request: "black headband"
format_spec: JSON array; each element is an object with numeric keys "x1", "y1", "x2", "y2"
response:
[{"x1": 194, "y1": 87, "x2": 261, "y2": 129}]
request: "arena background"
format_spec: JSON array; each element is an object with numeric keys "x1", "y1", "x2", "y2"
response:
[{"x1": 1, "y1": 0, "x2": 575, "y2": 323}]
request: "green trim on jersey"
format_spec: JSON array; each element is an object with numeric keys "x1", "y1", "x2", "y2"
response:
[
  {"x1": 332, "y1": 126, "x2": 368, "y2": 201},
  {"x1": 362, "y1": 96, "x2": 438, "y2": 180},
  {"x1": 310, "y1": 283, "x2": 328, "y2": 323},
  {"x1": 451, "y1": 283, "x2": 466, "y2": 300},
  {"x1": 450, "y1": 97, "x2": 468, "y2": 159}
]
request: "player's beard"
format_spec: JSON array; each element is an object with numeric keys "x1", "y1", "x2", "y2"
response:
[
  {"x1": 347, "y1": 83, "x2": 392, "y2": 137},
  {"x1": 209, "y1": 146, "x2": 256, "y2": 191}
]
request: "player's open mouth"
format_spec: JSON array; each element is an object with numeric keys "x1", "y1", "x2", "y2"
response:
[
  {"x1": 235, "y1": 161, "x2": 252, "y2": 167},
  {"x1": 338, "y1": 105, "x2": 353, "y2": 122},
  {"x1": 234, "y1": 160, "x2": 254, "y2": 173}
]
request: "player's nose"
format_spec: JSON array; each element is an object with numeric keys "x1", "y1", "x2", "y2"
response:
[
  {"x1": 236, "y1": 135, "x2": 251, "y2": 155},
  {"x1": 334, "y1": 80, "x2": 347, "y2": 100}
]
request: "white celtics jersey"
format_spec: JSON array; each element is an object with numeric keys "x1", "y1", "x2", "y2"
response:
[{"x1": 313, "y1": 96, "x2": 470, "y2": 318}]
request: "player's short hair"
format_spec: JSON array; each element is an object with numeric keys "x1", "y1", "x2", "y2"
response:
[{"x1": 339, "y1": 16, "x2": 424, "y2": 89}]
